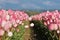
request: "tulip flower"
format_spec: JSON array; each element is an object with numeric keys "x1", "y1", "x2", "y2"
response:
[
  {"x1": 7, "y1": 31, "x2": 13, "y2": 37},
  {"x1": 0, "y1": 29, "x2": 5, "y2": 36},
  {"x1": 30, "y1": 23, "x2": 34, "y2": 27}
]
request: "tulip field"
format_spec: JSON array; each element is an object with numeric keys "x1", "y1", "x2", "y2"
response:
[
  {"x1": 0, "y1": 9, "x2": 60, "y2": 40},
  {"x1": 0, "y1": 9, "x2": 30, "y2": 40}
]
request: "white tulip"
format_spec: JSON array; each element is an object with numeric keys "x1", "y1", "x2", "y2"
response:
[
  {"x1": 8, "y1": 32, "x2": 13, "y2": 37},
  {"x1": 57, "y1": 30, "x2": 60, "y2": 34},
  {"x1": 30, "y1": 23, "x2": 34, "y2": 27},
  {"x1": 25, "y1": 25, "x2": 29, "y2": 28},
  {"x1": 29, "y1": 17, "x2": 32, "y2": 21}
]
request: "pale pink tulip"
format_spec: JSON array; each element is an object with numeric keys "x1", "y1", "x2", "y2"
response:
[
  {"x1": 0, "y1": 29, "x2": 5, "y2": 36},
  {"x1": 49, "y1": 24, "x2": 58, "y2": 30}
]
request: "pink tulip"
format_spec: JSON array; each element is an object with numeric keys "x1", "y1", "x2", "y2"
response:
[
  {"x1": 49, "y1": 19, "x2": 53, "y2": 23},
  {"x1": 0, "y1": 18, "x2": 2, "y2": 24},
  {"x1": 47, "y1": 21, "x2": 50, "y2": 25},
  {"x1": 44, "y1": 22, "x2": 47, "y2": 26},
  {"x1": 48, "y1": 24, "x2": 58, "y2": 30},
  {"x1": 8, "y1": 9, "x2": 14, "y2": 15},
  {"x1": 13, "y1": 23, "x2": 18, "y2": 27},
  {"x1": 19, "y1": 21, "x2": 22, "y2": 24},
  {"x1": 0, "y1": 29, "x2": 5, "y2": 36},
  {"x1": 3, "y1": 21, "x2": 12, "y2": 31},
  {"x1": 48, "y1": 24, "x2": 54, "y2": 30},
  {"x1": 0, "y1": 11, "x2": 3, "y2": 16}
]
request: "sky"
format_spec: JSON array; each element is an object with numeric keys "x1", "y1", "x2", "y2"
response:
[{"x1": 0, "y1": 0, "x2": 60, "y2": 10}]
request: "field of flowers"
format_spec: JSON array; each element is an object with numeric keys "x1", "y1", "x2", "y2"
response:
[
  {"x1": 0, "y1": 9, "x2": 60, "y2": 40},
  {"x1": 0, "y1": 9, "x2": 30, "y2": 40},
  {"x1": 30, "y1": 10, "x2": 60, "y2": 40}
]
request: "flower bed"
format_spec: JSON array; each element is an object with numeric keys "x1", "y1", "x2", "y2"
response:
[
  {"x1": 0, "y1": 9, "x2": 60, "y2": 40},
  {"x1": 30, "y1": 10, "x2": 60, "y2": 40},
  {"x1": 0, "y1": 9, "x2": 30, "y2": 40}
]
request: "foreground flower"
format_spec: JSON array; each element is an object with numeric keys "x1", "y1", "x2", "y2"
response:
[{"x1": 8, "y1": 31, "x2": 13, "y2": 37}]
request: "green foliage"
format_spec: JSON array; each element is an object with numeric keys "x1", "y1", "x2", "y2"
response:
[
  {"x1": 2, "y1": 25, "x2": 25, "y2": 40},
  {"x1": 31, "y1": 20, "x2": 58, "y2": 40},
  {"x1": 2, "y1": 21, "x2": 29, "y2": 40}
]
